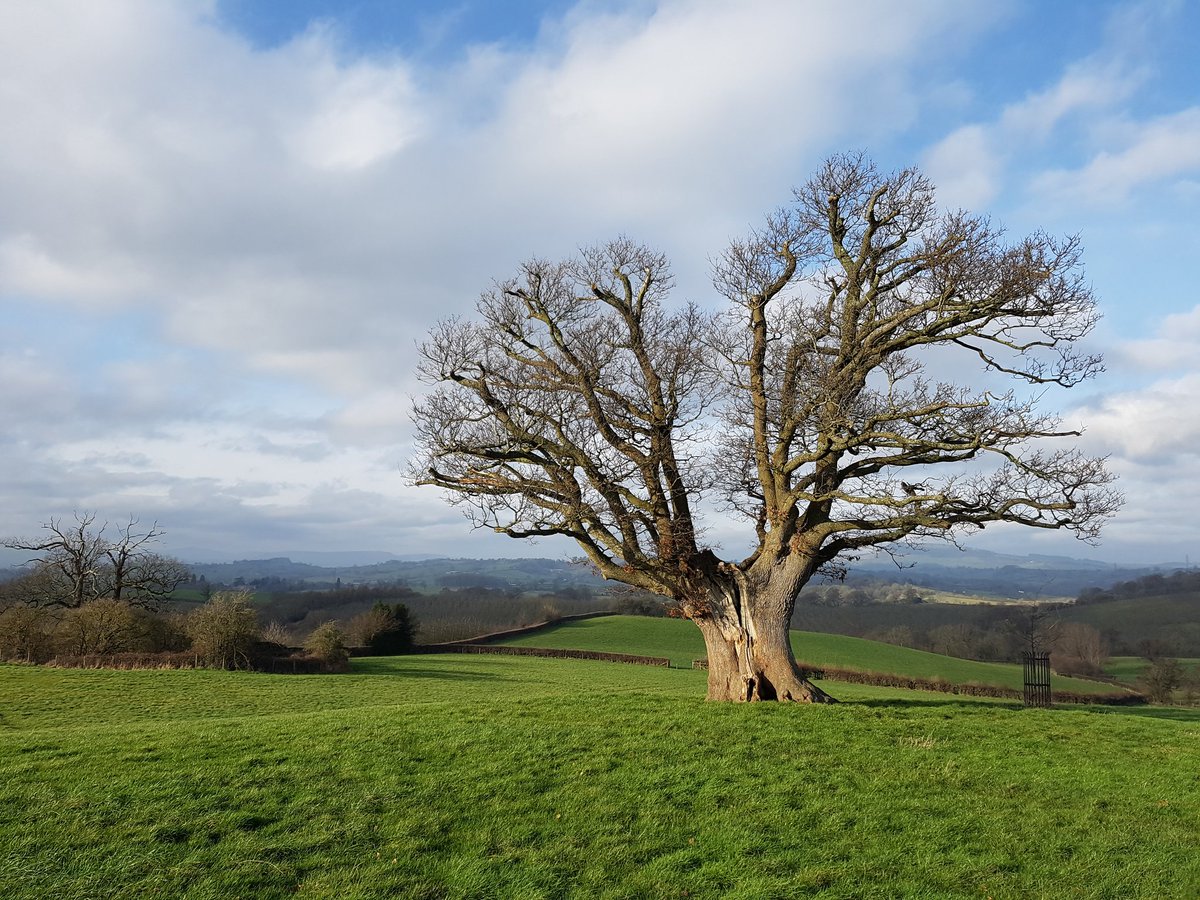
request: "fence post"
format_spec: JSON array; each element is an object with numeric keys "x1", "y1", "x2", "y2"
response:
[{"x1": 1021, "y1": 651, "x2": 1052, "y2": 708}]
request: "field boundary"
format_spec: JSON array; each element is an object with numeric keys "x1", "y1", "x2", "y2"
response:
[
  {"x1": 416, "y1": 642, "x2": 670, "y2": 667},
  {"x1": 428, "y1": 610, "x2": 618, "y2": 646},
  {"x1": 691, "y1": 657, "x2": 1146, "y2": 704}
]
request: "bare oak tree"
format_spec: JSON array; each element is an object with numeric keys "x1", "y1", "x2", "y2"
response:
[
  {"x1": 412, "y1": 154, "x2": 1121, "y2": 702},
  {"x1": 3, "y1": 512, "x2": 190, "y2": 610}
]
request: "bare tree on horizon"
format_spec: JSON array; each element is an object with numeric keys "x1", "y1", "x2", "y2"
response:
[{"x1": 3, "y1": 512, "x2": 190, "y2": 610}]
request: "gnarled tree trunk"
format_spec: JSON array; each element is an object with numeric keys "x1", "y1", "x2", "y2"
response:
[{"x1": 690, "y1": 571, "x2": 836, "y2": 703}]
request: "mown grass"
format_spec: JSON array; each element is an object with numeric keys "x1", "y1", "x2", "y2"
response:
[
  {"x1": 495, "y1": 615, "x2": 1120, "y2": 694},
  {"x1": 2, "y1": 655, "x2": 1198, "y2": 899}
]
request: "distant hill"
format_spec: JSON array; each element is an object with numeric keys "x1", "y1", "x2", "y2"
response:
[
  {"x1": 856, "y1": 545, "x2": 1130, "y2": 571},
  {"x1": 176, "y1": 549, "x2": 442, "y2": 566},
  {"x1": 848, "y1": 546, "x2": 1162, "y2": 599},
  {"x1": 184, "y1": 556, "x2": 605, "y2": 594},
  {"x1": 174, "y1": 546, "x2": 1170, "y2": 601}
]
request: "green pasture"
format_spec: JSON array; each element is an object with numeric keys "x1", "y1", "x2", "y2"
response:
[
  {"x1": 2, "y1": 652, "x2": 1198, "y2": 899},
  {"x1": 1105, "y1": 656, "x2": 1200, "y2": 685},
  {"x1": 494, "y1": 615, "x2": 1121, "y2": 695}
]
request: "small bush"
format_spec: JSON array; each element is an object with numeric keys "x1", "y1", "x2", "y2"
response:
[
  {"x1": 131, "y1": 608, "x2": 191, "y2": 652},
  {"x1": 1140, "y1": 658, "x2": 1184, "y2": 704},
  {"x1": 187, "y1": 592, "x2": 259, "y2": 669},
  {"x1": 0, "y1": 604, "x2": 55, "y2": 662},
  {"x1": 260, "y1": 621, "x2": 294, "y2": 646},
  {"x1": 348, "y1": 602, "x2": 415, "y2": 655},
  {"x1": 614, "y1": 594, "x2": 669, "y2": 617},
  {"x1": 304, "y1": 621, "x2": 350, "y2": 671},
  {"x1": 55, "y1": 599, "x2": 139, "y2": 656}
]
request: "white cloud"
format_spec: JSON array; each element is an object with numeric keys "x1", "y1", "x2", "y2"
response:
[
  {"x1": 1032, "y1": 107, "x2": 1200, "y2": 205},
  {"x1": 282, "y1": 32, "x2": 425, "y2": 171},
  {"x1": 1077, "y1": 374, "x2": 1200, "y2": 461},
  {"x1": 922, "y1": 3, "x2": 1172, "y2": 217},
  {"x1": 0, "y1": 0, "x2": 1196, "y2": 564},
  {"x1": 0, "y1": 0, "x2": 992, "y2": 391},
  {"x1": 922, "y1": 125, "x2": 1001, "y2": 208},
  {"x1": 492, "y1": 0, "x2": 987, "y2": 217},
  {"x1": 998, "y1": 61, "x2": 1140, "y2": 138},
  {"x1": 1118, "y1": 305, "x2": 1200, "y2": 372},
  {"x1": 0, "y1": 234, "x2": 155, "y2": 306}
]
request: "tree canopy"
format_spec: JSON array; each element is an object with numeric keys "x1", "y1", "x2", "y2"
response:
[{"x1": 412, "y1": 153, "x2": 1121, "y2": 702}]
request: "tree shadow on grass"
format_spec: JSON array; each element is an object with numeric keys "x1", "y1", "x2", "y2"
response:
[
  {"x1": 848, "y1": 694, "x2": 1200, "y2": 721},
  {"x1": 1069, "y1": 704, "x2": 1200, "y2": 722}
]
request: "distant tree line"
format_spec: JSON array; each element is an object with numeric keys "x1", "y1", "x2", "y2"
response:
[
  {"x1": 0, "y1": 589, "x2": 357, "y2": 672},
  {"x1": 1076, "y1": 569, "x2": 1200, "y2": 605},
  {"x1": 175, "y1": 580, "x2": 610, "y2": 646},
  {"x1": 0, "y1": 514, "x2": 413, "y2": 670},
  {"x1": 797, "y1": 580, "x2": 926, "y2": 607}
]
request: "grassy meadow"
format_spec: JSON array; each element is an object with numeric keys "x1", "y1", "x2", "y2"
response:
[
  {"x1": 494, "y1": 615, "x2": 1122, "y2": 695},
  {"x1": 1105, "y1": 656, "x2": 1200, "y2": 685},
  {"x1": 3, "y1": 638, "x2": 1199, "y2": 899}
]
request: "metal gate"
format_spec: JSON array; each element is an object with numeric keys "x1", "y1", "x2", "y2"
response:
[{"x1": 1021, "y1": 651, "x2": 1052, "y2": 707}]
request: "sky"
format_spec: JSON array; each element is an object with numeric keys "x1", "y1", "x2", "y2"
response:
[{"x1": 3, "y1": 0, "x2": 1200, "y2": 566}]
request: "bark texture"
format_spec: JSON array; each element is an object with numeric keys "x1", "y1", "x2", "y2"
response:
[
  {"x1": 685, "y1": 557, "x2": 836, "y2": 702},
  {"x1": 696, "y1": 609, "x2": 835, "y2": 703}
]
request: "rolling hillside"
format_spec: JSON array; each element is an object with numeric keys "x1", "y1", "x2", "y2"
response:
[{"x1": 1065, "y1": 594, "x2": 1200, "y2": 654}]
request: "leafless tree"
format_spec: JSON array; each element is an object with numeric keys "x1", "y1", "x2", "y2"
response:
[
  {"x1": 4, "y1": 512, "x2": 108, "y2": 608},
  {"x1": 1003, "y1": 604, "x2": 1063, "y2": 658},
  {"x1": 3, "y1": 513, "x2": 190, "y2": 610},
  {"x1": 1052, "y1": 621, "x2": 1107, "y2": 676},
  {"x1": 412, "y1": 153, "x2": 1121, "y2": 702},
  {"x1": 97, "y1": 518, "x2": 190, "y2": 607}
]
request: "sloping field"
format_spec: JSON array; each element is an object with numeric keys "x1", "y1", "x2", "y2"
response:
[
  {"x1": 1106, "y1": 656, "x2": 1200, "y2": 685},
  {"x1": 1065, "y1": 593, "x2": 1200, "y2": 655},
  {"x1": 1, "y1": 658, "x2": 1198, "y2": 899},
  {"x1": 493, "y1": 615, "x2": 1122, "y2": 695}
]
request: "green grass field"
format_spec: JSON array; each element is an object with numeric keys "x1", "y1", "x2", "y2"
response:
[
  {"x1": 1105, "y1": 656, "x2": 1200, "y2": 685},
  {"x1": 2, "y1": 650, "x2": 1198, "y2": 899},
  {"x1": 494, "y1": 615, "x2": 1122, "y2": 695}
]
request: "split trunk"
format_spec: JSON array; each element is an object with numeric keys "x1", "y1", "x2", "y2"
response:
[{"x1": 690, "y1": 570, "x2": 836, "y2": 703}]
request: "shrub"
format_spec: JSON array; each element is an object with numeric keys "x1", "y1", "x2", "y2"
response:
[
  {"x1": 1052, "y1": 622, "x2": 1108, "y2": 677},
  {"x1": 54, "y1": 598, "x2": 139, "y2": 656},
  {"x1": 260, "y1": 621, "x2": 294, "y2": 646},
  {"x1": 304, "y1": 622, "x2": 349, "y2": 671},
  {"x1": 535, "y1": 599, "x2": 562, "y2": 624},
  {"x1": 348, "y1": 602, "x2": 415, "y2": 655},
  {"x1": 0, "y1": 604, "x2": 55, "y2": 662},
  {"x1": 614, "y1": 594, "x2": 668, "y2": 617},
  {"x1": 346, "y1": 604, "x2": 392, "y2": 647},
  {"x1": 1140, "y1": 658, "x2": 1184, "y2": 704},
  {"x1": 187, "y1": 592, "x2": 259, "y2": 669},
  {"x1": 131, "y1": 608, "x2": 191, "y2": 652}
]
